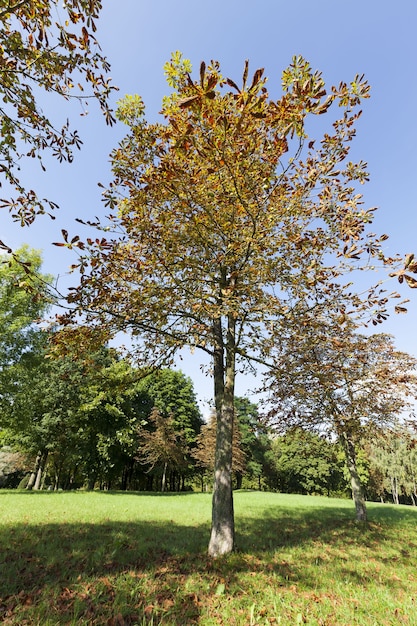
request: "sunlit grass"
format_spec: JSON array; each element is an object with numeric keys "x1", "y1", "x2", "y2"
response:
[{"x1": 0, "y1": 490, "x2": 415, "y2": 624}]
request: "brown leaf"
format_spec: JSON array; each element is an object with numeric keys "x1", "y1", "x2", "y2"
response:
[
  {"x1": 404, "y1": 274, "x2": 417, "y2": 288},
  {"x1": 226, "y1": 77, "x2": 240, "y2": 92},
  {"x1": 407, "y1": 262, "x2": 417, "y2": 273},
  {"x1": 250, "y1": 68, "x2": 264, "y2": 90},
  {"x1": 206, "y1": 75, "x2": 218, "y2": 91},
  {"x1": 200, "y1": 61, "x2": 206, "y2": 86},
  {"x1": 242, "y1": 60, "x2": 249, "y2": 88},
  {"x1": 81, "y1": 26, "x2": 89, "y2": 44},
  {"x1": 178, "y1": 95, "x2": 200, "y2": 108}
]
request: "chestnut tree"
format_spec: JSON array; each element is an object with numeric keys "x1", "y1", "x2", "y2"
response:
[{"x1": 58, "y1": 53, "x2": 414, "y2": 555}]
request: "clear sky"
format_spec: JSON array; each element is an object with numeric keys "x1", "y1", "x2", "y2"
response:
[{"x1": 2, "y1": 0, "x2": 417, "y2": 413}]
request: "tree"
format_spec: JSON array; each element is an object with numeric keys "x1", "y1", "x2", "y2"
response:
[
  {"x1": 137, "y1": 369, "x2": 203, "y2": 447},
  {"x1": 58, "y1": 53, "x2": 412, "y2": 555},
  {"x1": 268, "y1": 428, "x2": 345, "y2": 496},
  {"x1": 138, "y1": 407, "x2": 189, "y2": 492},
  {"x1": 0, "y1": 247, "x2": 53, "y2": 489},
  {"x1": 135, "y1": 368, "x2": 203, "y2": 491},
  {"x1": 0, "y1": 0, "x2": 114, "y2": 230},
  {"x1": 61, "y1": 349, "x2": 147, "y2": 491},
  {"x1": 0, "y1": 275, "x2": 146, "y2": 492},
  {"x1": 264, "y1": 324, "x2": 417, "y2": 520},
  {"x1": 367, "y1": 427, "x2": 417, "y2": 505},
  {"x1": 0, "y1": 246, "x2": 51, "y2": 361},
  {"x1": 1, "y1": 331, "x2": 93, "y2": 489},
  {"x1": 234, "y1": 397, "x2": 270, "y2": 489}
]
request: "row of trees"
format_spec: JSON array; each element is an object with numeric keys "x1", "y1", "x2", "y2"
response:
[
  {"x1": 269, "y1": 427, "x2": 417, "y2": 506},
  {"x1": 0, "y1": 251, "x2": 202, "y2": 490}
]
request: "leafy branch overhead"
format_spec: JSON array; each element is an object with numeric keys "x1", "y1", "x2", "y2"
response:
[{"x1": 0, "y1": 0, "x2": 116, "y2": 225}]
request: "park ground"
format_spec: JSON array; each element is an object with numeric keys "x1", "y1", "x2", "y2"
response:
[{"x1": 0, "y1": 490, "x2": 415, "y2": 625}]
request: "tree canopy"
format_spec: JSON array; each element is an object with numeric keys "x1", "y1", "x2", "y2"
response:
[{"x1": 56, "y1": 53, "x2": 415, "y2": 555}]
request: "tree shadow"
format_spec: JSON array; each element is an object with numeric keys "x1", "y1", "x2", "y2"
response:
[{"x1": 0, "y1": 495, "x2": 416, "y2": 624}]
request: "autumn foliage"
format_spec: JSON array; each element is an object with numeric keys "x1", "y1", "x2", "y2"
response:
[{"x1": 56, "y1": 53, "x2": 415, "y2": 554}]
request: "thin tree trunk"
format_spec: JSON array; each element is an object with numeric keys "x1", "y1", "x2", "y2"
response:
[
  {"x1": 161, "y1": 462, "x2": 167, "y2": 492},
  {"x1": 26, "y1": 450, "x2": 43, "y2": 490},
  {"x1": 33, "y1": 450, "x2": 48, "y2": 491},
  {"x1": 391, "y1": 476, "x2": 399, "y2": 505},
  {"x1": 341, "y1": 432, "x2": 367, "y2": 521},
  {"x1": 208, "y1": 314, "x2": 236, "y2": 557},
  {"x1": 40, "y1": 461, "x2": 48, "y2": 490}
]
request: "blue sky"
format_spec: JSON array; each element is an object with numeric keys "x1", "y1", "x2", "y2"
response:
[{"x1": 2, "y1": 0, "x2": 417, "y2": 412}]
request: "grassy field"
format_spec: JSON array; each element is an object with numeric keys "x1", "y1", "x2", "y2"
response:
[{"x1": 0, "y1": 490, "x2": 416, "y2": 625}]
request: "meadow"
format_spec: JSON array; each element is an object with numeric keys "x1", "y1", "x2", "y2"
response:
[{"x1": 0, "y1": 490, "x2": 416, "y2": 625}]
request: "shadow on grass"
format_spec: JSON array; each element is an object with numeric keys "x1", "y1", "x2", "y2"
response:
[{"x1": 0, "y1": 496, "x2": 416, "y2": 624}]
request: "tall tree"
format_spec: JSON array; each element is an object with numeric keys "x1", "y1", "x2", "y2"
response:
[
  {"x1": 58, "y1": 53, "x2": 412, "y2": 555},
  {"x1": 0, "y1": 0, "x2": 114, "y2": 230},
  {"x1": 1, "y1": 338, "x2": 147, "y2": 490},
  {"x1": 234, "y1": 397, "x2": 270, "y2": 489},
  {"x1": 264, "y1": 325, "x2": 417, "y2": 520},
  {"x1": 367, "y1": 427, "x2": 417, "y2": 505},
  {"x1": 0, "y1": 247, "x2": 53, "y2": 489}
]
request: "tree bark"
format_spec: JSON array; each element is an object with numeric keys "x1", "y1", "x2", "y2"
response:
[
  {"x1": 391, "y1": 476, "x2": 399, "y2": 505},
  {"x1": 34, "y1": 450, "x2": 48, "y2": 490},
  {"x1": 341, "y1": 432, "x2": 367, "y2": 521},
  {"x1": 161, "y1": 462, "x2": 167, "y2": 492},
  {"x1": 208, "y1": 315, "x2": 236, "y2": 557},
  {"x1": 26, "y1": 451, "x2": 42, "y2": 490},
  {"x1": 27, "y1": 450, "x2": 48, "y2": 491}
]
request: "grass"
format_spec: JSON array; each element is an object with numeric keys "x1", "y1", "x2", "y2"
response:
[{"x1": 0, "y1": 490, "x2": 416, "y2": 625}]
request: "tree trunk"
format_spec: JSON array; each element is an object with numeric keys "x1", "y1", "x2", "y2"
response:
[
  {"x1": 26, "y1": 450, "x2": 43, "y2": 490},
  {"x1": 161, "y1": 462, "x2": 167, "y2": 492},
  {"x1": 208, "y1": 315, "x2": 236, "y2": 557},
  {"x1": 341, "y1": 432, "x2": 367, "y2": 521},
  {"x1": 27, "y1": 450, "x2": 48, "y2": 491},
  {"x1": 391, "y1": 476, "x2": 399, "y2": 505},
  {"x1": 40, "y1": 462, "x2": 48, "y2": 490}
]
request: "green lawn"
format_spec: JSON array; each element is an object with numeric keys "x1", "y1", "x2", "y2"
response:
[{"x1": 0, "y1": 490, "x2": 415, "y2": 625}]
